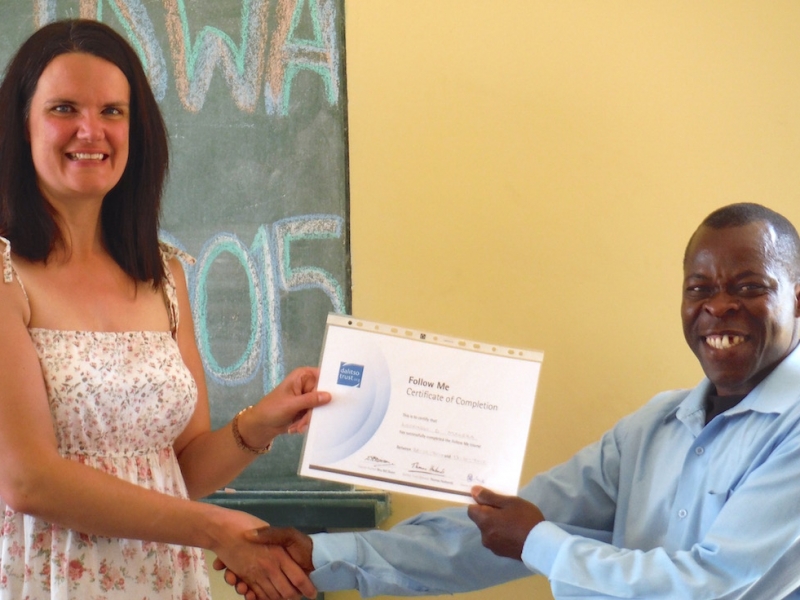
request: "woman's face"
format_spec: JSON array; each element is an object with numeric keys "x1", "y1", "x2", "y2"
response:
[{"x1": 27, "y1": 52, "x2": 130, "y2": 208}]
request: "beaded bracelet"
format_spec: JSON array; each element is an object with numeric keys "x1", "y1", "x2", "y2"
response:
[{"x1": 231, "y1": 406, "x2": 273, "y2": 455}]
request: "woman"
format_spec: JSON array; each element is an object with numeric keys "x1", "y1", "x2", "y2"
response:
[{"x1": 0, "y1": 19, "x2": 325, "y2": 600}]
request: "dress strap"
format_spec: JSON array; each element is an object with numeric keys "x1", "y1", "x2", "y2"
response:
[
  {"x1": 1, "y1": 236, "x2": 12, "y2": 283},
  {"x1": 159, "y1": 242, "x2": 195, "y2": 336},
  {"x1": 0, "y1": 236, "x2": 30, "y2": 305}
]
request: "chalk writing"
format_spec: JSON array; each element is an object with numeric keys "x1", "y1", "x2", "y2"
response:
[
  {"x1": 161, "y1": 214, "x2": 345, "y2": 393},
  {"x1": 34, "y1": 0, "x2": 339, "y2": 114}
]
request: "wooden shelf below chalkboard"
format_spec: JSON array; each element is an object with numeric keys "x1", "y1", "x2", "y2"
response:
[{"x1": 203, "y1": 490, "x2": 392, "y2": 532}]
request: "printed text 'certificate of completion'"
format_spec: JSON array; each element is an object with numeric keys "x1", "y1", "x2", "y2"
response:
[{"x1": 299, "y1": 314, "x2": 544, "y2": 503}]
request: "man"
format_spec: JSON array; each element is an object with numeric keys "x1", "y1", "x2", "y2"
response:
[{"x1": 221, "y1": 203, "x2": 800, "y2": 599}]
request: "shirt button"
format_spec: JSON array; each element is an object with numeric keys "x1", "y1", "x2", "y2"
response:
[
  {"x1": 678, "y1": 509, "x2": 688, "y2": 519},
  {"x1": 695, "y1": 447, "x2": 704, "y2": 455}
]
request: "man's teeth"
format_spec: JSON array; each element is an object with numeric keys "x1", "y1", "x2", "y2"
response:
[
  {"x1": 705, "y1": 335, "x2": 745, "y2": 350},
  {"x1": 69, "y1": 152, "x2": 104, "y2": 160}
]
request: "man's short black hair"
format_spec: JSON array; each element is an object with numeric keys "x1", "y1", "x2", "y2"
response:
[{"x1": 685, "y1": 203, "x2": 800, "y2": 280}]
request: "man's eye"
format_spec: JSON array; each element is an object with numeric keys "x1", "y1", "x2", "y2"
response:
[
  {"x1": 685, "y1": 285, "x2": 712, "y2": 296},
  {"x1": 685, "y1": 283, "x2": 709, "y2": 292},
  {"x1": 738, "y1": 283, "x2": 766, "y2": 295}
]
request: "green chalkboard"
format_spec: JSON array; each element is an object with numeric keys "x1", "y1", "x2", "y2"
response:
[{"x1": 0, "y1": 0, "x2": 351, "y2": 492}]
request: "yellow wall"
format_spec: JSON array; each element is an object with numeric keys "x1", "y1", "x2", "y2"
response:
[{"x1": 210, "y1": 2, "x2": 800, "y2": 598}]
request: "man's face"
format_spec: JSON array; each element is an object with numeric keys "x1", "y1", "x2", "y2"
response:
[{"x1": 682, "y1": 222, "x2": 800, "y2": 396}]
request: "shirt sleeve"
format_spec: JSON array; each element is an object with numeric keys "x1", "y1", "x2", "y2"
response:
[
  {"x1": 309, "y1": 506, "x2": 532, "y2": 597},
  {"x1": 521, "y1": 427, "x2": 800, "y2": 598}
]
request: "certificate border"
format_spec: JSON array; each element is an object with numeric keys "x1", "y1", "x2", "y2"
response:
[{"x1": 322, "y1": 313, "x2": 544, "y2": 363}]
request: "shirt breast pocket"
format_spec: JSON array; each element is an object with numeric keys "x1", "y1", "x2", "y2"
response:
[{"x1": 699, "y1": 489, "x2": 732, "y2": 540}]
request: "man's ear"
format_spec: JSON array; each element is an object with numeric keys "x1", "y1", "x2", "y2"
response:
[{"x1": 794, "y1": 282, "x2": 800, "y2": 318}]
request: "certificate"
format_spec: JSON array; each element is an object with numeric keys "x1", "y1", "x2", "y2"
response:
[{"x1": 299, "y1": 315, "x2": 543, "y2": 503}]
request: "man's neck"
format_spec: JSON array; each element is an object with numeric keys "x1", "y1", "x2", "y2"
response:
[{"x1": 705, "y1": 390, "x2": 747, "y2": 425}]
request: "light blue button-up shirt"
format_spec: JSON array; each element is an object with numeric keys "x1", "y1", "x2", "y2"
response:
[{"x1": 310, "y1": 346, "x2": 800, "y2": 598}]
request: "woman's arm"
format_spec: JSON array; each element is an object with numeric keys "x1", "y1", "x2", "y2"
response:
[
  {"x1": 0, "y1": 267, "x2": 315, "y2": 600},
  {"x1": 167, "y1": 258, "x2": 331, "y2": 499}
]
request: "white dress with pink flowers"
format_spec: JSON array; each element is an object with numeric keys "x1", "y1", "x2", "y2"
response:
[{"x1": 0, "y1": 240, "x2": 211, "y2": 599}]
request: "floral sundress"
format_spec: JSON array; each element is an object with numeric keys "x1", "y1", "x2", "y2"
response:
[{"x1": 0, "y1": 239, "x2": 211, "y2": 599}]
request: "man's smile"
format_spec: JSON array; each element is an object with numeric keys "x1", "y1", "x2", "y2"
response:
[{"x1": 704, "y1": 334, "x2": 746, "y2": 350}]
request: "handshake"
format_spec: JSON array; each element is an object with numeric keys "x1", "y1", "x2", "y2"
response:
[
  {"x1": 211, "y1": 486, "x2": 543, "y2": 600},
  {"x1": 213, "y1": 526, "x2": 316, "y2": 600}
]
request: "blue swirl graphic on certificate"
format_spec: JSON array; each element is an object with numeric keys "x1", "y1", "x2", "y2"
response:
[{"x1": 308, "y1": 338, "x2": 391, "y2": 463}]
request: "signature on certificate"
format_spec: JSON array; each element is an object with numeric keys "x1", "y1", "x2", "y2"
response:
[{"x1": 409, "y1": 462, "x2": 446, "y2": 475}]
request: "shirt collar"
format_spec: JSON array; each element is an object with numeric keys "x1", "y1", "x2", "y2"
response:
[{"x1": 674, "y1": 344, "x2": 800, "y2": 428}]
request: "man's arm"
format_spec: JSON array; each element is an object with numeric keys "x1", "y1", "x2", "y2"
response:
[
  {"x1": 216, "y1": 513, "x2": 533, "y2": 599},
  {"x1": 219, "y1": 408, "x2": 618, "y2": 598},
  {"x1": 237, "y1": 509, "x2": 534, "y2": 597},
  {"x1": 304, "y1": 438, "x2": 800, "y2": 599}
]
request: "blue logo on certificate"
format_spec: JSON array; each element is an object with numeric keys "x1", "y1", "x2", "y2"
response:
[{"x1": 337, "y1": 362, "x2": 364, "y2": 387}]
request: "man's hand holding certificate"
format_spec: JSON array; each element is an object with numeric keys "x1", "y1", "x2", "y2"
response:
[{"x1": 299, "y1": 315, "x2": 543, "y2": 503}]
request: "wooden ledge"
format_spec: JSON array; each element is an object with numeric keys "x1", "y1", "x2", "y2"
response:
[{"x1": 203, "y1": 490, "x2": 392, "y2": 531}]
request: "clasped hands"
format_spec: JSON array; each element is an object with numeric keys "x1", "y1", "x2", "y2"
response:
[
  {"x1": 213, "y1": 526, "x2": 315, "y2": 600},
  {"x1": 214, "y1": 486, "x2": 545, "y2": 600}
]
